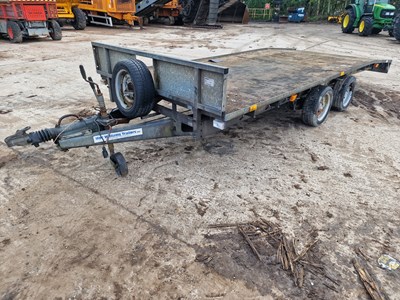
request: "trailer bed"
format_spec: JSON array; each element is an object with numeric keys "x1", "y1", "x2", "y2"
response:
[
  {"x1": 92, "y1": 42, "x2": 391, "y2": 125},
  {"x1": 197, "y1": 49, "x2": 391, "y2": 121}
]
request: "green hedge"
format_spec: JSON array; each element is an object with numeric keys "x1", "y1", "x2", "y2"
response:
[{"x1": 244, "y1": 0, "x2": 399, "y2": 18}]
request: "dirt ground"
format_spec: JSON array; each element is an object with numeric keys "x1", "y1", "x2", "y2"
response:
[{"x1": 0, "y1": 22, "x2": 400, "y2": 299}]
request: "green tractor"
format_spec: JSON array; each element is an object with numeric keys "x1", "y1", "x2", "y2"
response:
[{"x1": 342, "y1": 0, "x2": 396, "y2": 36}]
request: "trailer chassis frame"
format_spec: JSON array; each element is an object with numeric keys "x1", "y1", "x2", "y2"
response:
[{"x1": 5, "y1": 42, "x2": 392, "y2": 176}]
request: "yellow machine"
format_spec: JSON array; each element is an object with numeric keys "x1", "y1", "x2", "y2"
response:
[
  {"x1": 78, "y1": 0, "x2": 139, "y2": 27},
  {"x1": 137, "y1": 0, "x2": 181, "y2": 26},
  {"x1": 57, "y1": 0, "x2": 179, "y2": 28},
  {"x1": 56, "y1": 0, "x2": 86, "y2": 29},
  {"x1": 328, "y1": 12, "x2": 345, "y2": 24},
  {"x1": 154, "y1": 0, "x2": 181, "y2": 25}
]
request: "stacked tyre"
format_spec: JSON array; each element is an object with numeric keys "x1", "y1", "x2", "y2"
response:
[{"x1": 180, "y1": 0, "x2": 201, "y2": 24}]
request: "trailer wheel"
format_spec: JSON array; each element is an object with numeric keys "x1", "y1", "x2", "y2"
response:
[
  {"x1": 342, "y1": 9, "x2": 355, "y2": 34},
  {"x1": 358, "y1": 17, "x2": 373, "y2": 36},
  {"x1": 48, "y1": 20, "x2": 62, "y2": 40},
  {"x1": 110, "y1": 152, "x2": 128, "y2": 177},
  {"x1": 394, "y1": 15, "x2": 400, "y2": 41},
  {"x1": 71, "y1": 7, "x2": 86, "y2": 30},
  {"x1": 332, "y1": 76, "x2": 356, "y2": 112},
  {"x1": 7, "y1": 21, "x2": 22, "y2": 43},
  {"x1": 111, "y1": 59, "x2": 155, "y2": 119},
  {"x1": 302, "y1": 86, "x2": 333, "y2": 127}
]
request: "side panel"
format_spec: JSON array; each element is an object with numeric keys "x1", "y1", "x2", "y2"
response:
[
  {"x1": 23, "y1": 5, "x2": 46, "y2": 21},
  {"x1": 79, "y1": 0, "x2": 135, "y2": 14},
  {"x1": 153, "y1": 60, "x2": 227, "y2": 115},
  {"x1": 94, "y1": 46, "x2": 137, "y2": 76},
  {"x1": 56, "y1": 2, "x2": 74, "y2": 18},
  {"x1": 92, "y1": 42, "x2": 228, "y2": 117}
]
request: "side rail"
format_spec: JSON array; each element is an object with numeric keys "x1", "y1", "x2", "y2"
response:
[{"x1": 92, "y1": 42, "x2": 229, "y2": 118}]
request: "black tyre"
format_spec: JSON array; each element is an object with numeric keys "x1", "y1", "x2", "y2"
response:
[
  {"x1": 388, "y1": 29, "x2": 394, "y2": 37},
  {"x1": 7, "y1": 21, "x2": 23, "y2": 43},
  {"x1": 111, "y1": 59, "x2": 155, "y2": 119},
  {"x1": 110, "y1": 152, "x2": 128, "y2": 177},
  {"x1": 48, "y1": 20, "x2": 62, "y2": 40},
  {"x1": 371, "y1": 28, "x2": 382, "y2": 35},
  {"x1": 394, "y1": 15, "x2": 400, "y2": 41},
  {"x1": 302, "y1": 86, "x2": 334, "y2": 127},
  {"x1": 358, "y1": 16, "x2": 373, "y2": 36},
  {"x1": 167, "y1": 16, "x2": 175, "y2": 25},
  {"x1": 71, "y1": 7, "x2": 86, "y2": 30},
  {"x1": 332, "y1": 76, "x2": 357, "y2": 112},
  {"x1": 342, "y1": 9, "x2": 356, "y2": 34},
  {"x1": 181, "y1": 0, "x2": 201, "y2": 24}
]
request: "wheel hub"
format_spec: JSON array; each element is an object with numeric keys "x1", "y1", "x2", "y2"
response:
[
  {"x1": 316, "y1": 93, "x2": 331, "y2": 122},
  {"x1": 343, "y1": 15, "x2": 349, "y2": 28},
  {"x1": 342, "y1": 87, "x2": 353, "y2": 107},
  {"x1": 360, "y1": 20, "x2": 365, "y2": 32},
  {"x1": 7, "y1": 26, "x2": 13, "y2": 39},
  {"x1": 115, "y1": 70, "x2": 136, "y2": 109}
]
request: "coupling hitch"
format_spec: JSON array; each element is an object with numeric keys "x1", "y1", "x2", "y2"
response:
[
  {"x1": 5, "y1": 126, "x2": 61, "y2": 148},
  {"x1": 4, "y1": 65, "x2": 130, "y2": 177}
]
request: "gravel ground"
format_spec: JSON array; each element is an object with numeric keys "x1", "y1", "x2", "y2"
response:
[{"x1": 0, "y1": 22, "x2": 399, "y2": 299}]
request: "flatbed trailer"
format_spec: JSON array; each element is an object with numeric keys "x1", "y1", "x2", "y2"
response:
[{"x1": 5, "y1": 42, "x2": 391, "y2": 176}]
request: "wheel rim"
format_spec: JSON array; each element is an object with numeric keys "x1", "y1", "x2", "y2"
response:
[
  {"x1": 359, "y1": 20, "x2": 365, "y2": 32},
  {"x1": 115, "y1": 69, "x2": 135, "y2": 109},
  {"x1": 7, "y1": 26, "x2": 13, "y2": 39},
  {"x1": 317, "y1": 92, "x2": 332, "y2": 122},
  {"x1": 343, "y1": 15, "x2": 350, "y2": 28},
  {"x1": 342, "y1": 85, "x2": 353, "y2": 107}
]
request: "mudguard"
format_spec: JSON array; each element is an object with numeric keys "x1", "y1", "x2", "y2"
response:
[{"x1": 345, "y1": 4, "x2": 361, "y2": 24}]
